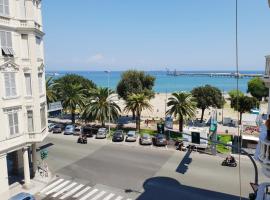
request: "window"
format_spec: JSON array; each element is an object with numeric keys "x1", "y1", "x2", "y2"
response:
[
  {"x1": 40, "y1": 106, "x2": 46, "y2": 129},
  {"x1": 20, "y1": 0, "x2": 25, "y2": 18},
  {"x1": 0, "y1": 0, "x2": 9, "y2": 16},
  {"x1": 24, "y1": 73, "x2": 32, "y2": 96},
  {"x1": 4, "y1": 73, "x2": 16, "y2": 97},
  {"x1": 27, "y1": 110, "x2": 34, "y2": 132},
  {"x1": 0, "y1": 31, "x2": 14, "y2": 56},
  {"x1": 21, "y1": 34, "x2": 29, "y2": 59},
  {"x1": 35, "y1": 36, "x2": 42, "y2": 59},
  {"x1": 8, "y1": 111, "x2": 19, "y2": 136},
  {"x1": 38, "y1": 73, "x2": 43, "y2": 94}
]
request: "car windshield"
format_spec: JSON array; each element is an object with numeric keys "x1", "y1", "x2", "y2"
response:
[
  {"x1": 157, "y1": 135, "x2": 164, "y2": 139},
  {"x1": 142, "y1": 134, "x2": 150, "y2": 139},
  {"x1": 128, "y1": 133, "x2": 135, "y2": 136}
]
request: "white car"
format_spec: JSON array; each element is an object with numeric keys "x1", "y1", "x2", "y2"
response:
[
  {"x1": 96, "y1": 128, "x2": 108, "y2": 139},
  {"x1": 126, "y1": 131, "x2": 137, "y2": 142}
]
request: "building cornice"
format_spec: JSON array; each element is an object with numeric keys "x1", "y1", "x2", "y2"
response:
[{"x1": 0, "y1": 59, "x2": 19, "y2": 71}]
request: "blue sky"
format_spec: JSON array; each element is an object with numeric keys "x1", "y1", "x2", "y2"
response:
[{"x1": 43, "y1": 0, "x2": 270, "y2": 71}]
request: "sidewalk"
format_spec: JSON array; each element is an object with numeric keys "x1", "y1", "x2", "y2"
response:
[{"x1": 1, "y1": 172, "x2": 55, "y2": 199}]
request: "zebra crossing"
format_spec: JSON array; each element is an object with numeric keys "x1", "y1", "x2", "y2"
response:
[{"x1": 38, "y1": 178, "x2": 133, "y2": 200}]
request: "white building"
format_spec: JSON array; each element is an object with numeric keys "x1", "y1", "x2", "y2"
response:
[{"x1": 0, "y1": 0, "x2": 48, "y2": 195}]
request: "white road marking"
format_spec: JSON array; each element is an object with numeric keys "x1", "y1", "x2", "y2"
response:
[
  {"x1": 79, "y1": 189, "x2": 99, "y2": 200},
  {"x1": 102, "y1": 193, "x2": 115, "y2": 200},
  {"x1": 60, "y1": 184, "x2": 84, "y2": 199},
  {"x1": 127, "y1": 199, "x2": 132, "y2": 200},
  {"x1": 115, "y1": 196, "x2": 123, "y2": 200},
  {"x1": 45, "y1": 180, "x2": 70, "y2": 195},
  {"x1": 90, "y1": 191, "x2": 106, "y2": 200},
  {"x1": 73, "y1": 186, "x2": 91, "y2": 198},
  {"x1": 40, "y1": 179, "x2": 64, "y2": 193},
  {"x1": 52, "y1": 182, "x2": 77, "y2": 197}
]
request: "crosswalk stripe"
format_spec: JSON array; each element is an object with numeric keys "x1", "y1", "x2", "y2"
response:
[
  {"x1": 73, "y1": 186, "x2": 91, "y2": 198},
  {"x1": 52, "y1": 182, "x2": 77, "y2": 197},
  {"x1": 40, "y1": 178, "x2": 64, "y2": 193},
  {"x1": 46, "y1": 180, "x2": 70, "y2": 195},
  {"x1": 90, "y1": 191, "x2": 106, "y2": 200},
  {"x1": 79, "y1": 189, "x2": 99, "y2": 200},
  {"x1": 60, "y1": 184, "x2": 84, "y2": 199},
  {"x1": 102, "y1": 193, "x2": 115, "y2": 200},
  {"x1": 115, "y1": 196, "x2": 123, "y2": 200}
]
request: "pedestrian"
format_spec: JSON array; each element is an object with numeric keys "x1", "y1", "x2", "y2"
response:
[{"x1": 265, "y1": 114, "x2": 270, "y2": 140}]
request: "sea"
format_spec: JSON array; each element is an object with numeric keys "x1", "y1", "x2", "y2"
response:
[{"x1": 46, "y1": 70, "x2": 264, "y2": 93}]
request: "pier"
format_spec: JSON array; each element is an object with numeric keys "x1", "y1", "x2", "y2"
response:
[{"x1": 166, "y1": 70, "x2": 263, "y2": 78}]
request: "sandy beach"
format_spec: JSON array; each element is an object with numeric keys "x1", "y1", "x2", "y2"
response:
[{"x1": 114, "y1": 93, "x2": 267, "y2": 134}]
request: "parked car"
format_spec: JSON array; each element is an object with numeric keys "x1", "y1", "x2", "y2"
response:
[
  {"x1": 82, "y1": 125, "x2": 94, "y2": 137},
  {"x1": 139, "y1": 133, "x2": 152, "y2": 145},
  {"x1": 48, "y1": 123, "x2": 55, "y2": 132},
  {"x1": 9, "y1": 192, "x2": 35, "y2": 200},
  {"x1": 96, "y1": 128, "x2": 108, "y2": 139},
  {"x1": 74, "y1": 126, "x2": 81, "y2": 136},
  {"x1": 64, "y1": 125, "x2": 75, "y2": 135},
  {"x1": 153, "y1": 134, "x2": 168, "y2": 146},
  {"x1": 112, "y1": 130, "x2": 124, "y2": 142},
  {"x1": 125, "y1": 131, "x2": 137, "y2": 142},
  {"x1": 52, "y1": 124, "x2": 65, "y2": 133}
]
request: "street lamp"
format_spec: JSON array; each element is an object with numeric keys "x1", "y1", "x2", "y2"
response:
[{"x1": 104, "y1": 71, "x2": 111, "y2": 134}]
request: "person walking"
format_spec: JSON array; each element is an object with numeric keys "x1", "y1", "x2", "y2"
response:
[{"x1": 265, "y1": 115, "x2": 270, "y2": 140}]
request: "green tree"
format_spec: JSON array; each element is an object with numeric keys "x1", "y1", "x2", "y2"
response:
[
  {"x1": 55, "y1": 82, "x2": 86, "y2": 124},
  {"x1": 228, "y1": 89, "x2": 244, "y2": 107},
  {"x1": 124, "y1": 93, "x2": 153, "y2": 131},
  {"x1": 247, "y1": 77, "x2": 268, "y2": 101},
  {"x1": 46, "y1": 76, "x2": 58, "y2": 103},
  {"x1": 117, "y1": 70, "x2": 155, "y2": 118},
  {"x1": 231, "y1": 96, "x2": 258, "y2": 124},
  {"x1": 192, "y1": 85, "x2": 224, "y2": 123},
  {"x1": 55, "y1": 74, "x2": 96, "y2": 98},
  {"x1": 166, "y1": 92, "x2": 196, "y2": 132},
  {"x1": 81, "y1": 87, "x2": 121, "y2": 126}
]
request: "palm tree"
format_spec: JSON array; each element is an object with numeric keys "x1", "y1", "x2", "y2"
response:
[
  {"x1": 46, "y1": 77, "x2": 58, "y2": 103},
  {"x1": 55, "y1": 82, "x2": 86, "y2": 124},
  {"x1": 166, "y1": 92, "x2": 196, "y2": 132},
  {"x1": 82, "y1": 87, "x2": 121, "y2": 126},
  {"x1": 124, "y1": 93, "x2": 153, "y2": 131}
]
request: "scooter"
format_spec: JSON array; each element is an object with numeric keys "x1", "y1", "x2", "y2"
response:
[
  {"x1": 77, "y1": 136, "x2": 87, "y2": 144},
  {"x1": 221, "y1": 157, "x2": 237, "y2": 167}
]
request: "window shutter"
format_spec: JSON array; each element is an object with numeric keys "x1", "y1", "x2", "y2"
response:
[
  {"x1": 4, "y1": 0, "x2": 9, "y2": 15},
  {"x1": 14, "y1": 112, "x2": 19, "y2": 134},
  {"x1": 6, "y1": 32, "x2": 11, "y2": 48},
  {"x1": 25, "y1": 73, "x2": 32, "y2": 96},
  {"x1": 0, "y1": 31, "x2": 6, "y2": 47},
  {"x1": 0, "y1": 0, "x2": 4, "y2": 15},
  {"x1": 27, "y1": 110, "x2": 34, "y2": 132},
  {"x1": 21, "y1": 34, "x2": 29, "y2": 58},
  {"x1": 38, "y1": 73, "x2": 43, "y2": 93},
  {"x1": 8, "y1": 113, "x2": 14, "y2": 135},
  {"x1": 20, "y1": 0, "x2": 25, "y2": 18},
  {"x1": 4, "y1": 73, "x2": 10, "y2": 97},
  {"x1": 10, "y1": 73, "x2": 16, "y2": 96}
]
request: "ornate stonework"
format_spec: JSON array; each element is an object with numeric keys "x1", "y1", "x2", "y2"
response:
[{"x1": 0, "y1": 60, "x2": 19, "y2": 72}]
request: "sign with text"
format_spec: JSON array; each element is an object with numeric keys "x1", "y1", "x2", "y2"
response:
[{"x1": 48, "y1": 101, "x2": 63, "y2": 112}]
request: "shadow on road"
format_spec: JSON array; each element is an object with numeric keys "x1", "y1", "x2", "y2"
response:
[
  {"x1": 176, "y1": 149, "x2": 192, "y2": 174},
  {"x1": 37, "y1": 143, "x2": 54, "y2": 151},
  {"x1": 136, "y1": 176, "x2": 247, "y2": 200}
]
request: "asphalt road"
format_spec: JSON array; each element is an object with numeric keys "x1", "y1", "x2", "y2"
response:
[{"x1": 36, "y1": 134, "x2": 267, "y2": 200}]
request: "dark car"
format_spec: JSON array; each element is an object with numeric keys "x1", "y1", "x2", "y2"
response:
[
  {"x1": 153, "y1": 134, "x2": 167, "y2": 146},
  {"x1": 82, "y1": 125, "x2": 94, "y2": 137},
  {"x1": 52, "y1": 124, "x2": 65, "y2": 133},
  {"x1": 112, "y1": 130, "x2": 124, "y2": 142}
]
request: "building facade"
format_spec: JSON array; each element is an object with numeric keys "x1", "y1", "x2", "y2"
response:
[{"x1": 0, "y1": 0, "x2": 47, "y2": 194}]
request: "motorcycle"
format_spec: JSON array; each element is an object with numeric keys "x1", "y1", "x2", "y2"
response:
[
  {"x1": 77, "y1": 135, "x2": 87, "y2": 144},
  {"x1": 221, "y1": 157, "x2": 237, "y2": 167}
]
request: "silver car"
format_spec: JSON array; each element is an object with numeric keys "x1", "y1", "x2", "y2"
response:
[
  {"x1": 96, "y1": 128, "x2": 108, "y2": 139},
  {"x1": 64, "y1": 125, "x2": 75, "y2": 135},
  {"x1": 126, "y1": 131, "x2": 137, "y2": 142},
  {"x1": 74, "y1": 126, "x2": 81, "y2": 136},
  {"x1": 139, "y1": 133, "x2": 152, "y2": 145}
]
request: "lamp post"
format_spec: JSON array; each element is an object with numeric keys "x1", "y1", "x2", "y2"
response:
[{"x1": 105, "y1": 71, "x2": 111, "y2": 134}]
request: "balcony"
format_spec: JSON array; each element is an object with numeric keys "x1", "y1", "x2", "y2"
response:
[
  {"x1": 0, "y1": 16, "x2": 10, "y2": 25},
  {"x1": 19, "y1": 20, "x2": 43, "y2": 31},
  {"x1": 255, "y1": 125, "x2": 270, "y2": 177}
]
